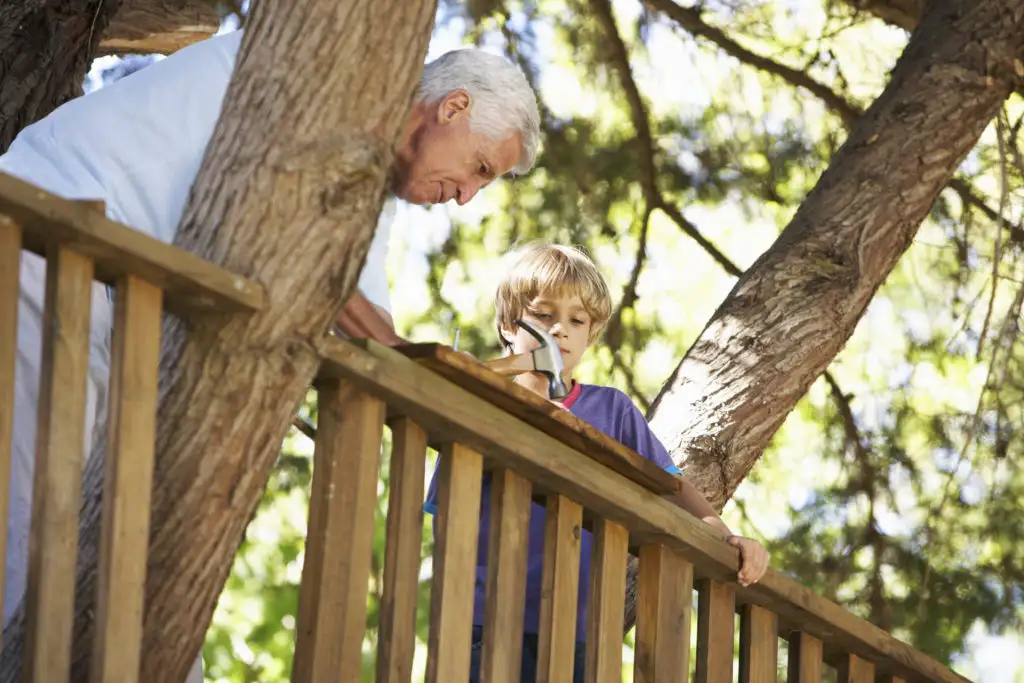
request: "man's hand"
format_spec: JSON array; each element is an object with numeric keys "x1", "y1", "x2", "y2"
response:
[
  {"x1": 336, "y1": 291, "x2": 405, "y2": 346},
  {"x1": 725, "y1": 535, "x2": 769, "y2": 587}
]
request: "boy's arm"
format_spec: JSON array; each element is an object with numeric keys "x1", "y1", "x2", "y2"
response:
[{"x1": 616, "y1": 396, "x2": 769, "y2": 586}]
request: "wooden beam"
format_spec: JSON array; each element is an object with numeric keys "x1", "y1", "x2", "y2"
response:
[
  {"x1": 321, "y1": 338, "x2": 973, "y2": 683},
  {"x1": 100, "y1": 0, "x2": 221, "y2": 56},
  {"x1": 0, "y1": 172, "x2": 264, "y2": 317}
]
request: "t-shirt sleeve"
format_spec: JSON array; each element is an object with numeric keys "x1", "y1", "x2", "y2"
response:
[
  {"x1": 423, "y1": 458, "x2": 439, "y2": 516},
  {"x1": 356, "y1": 203, "x2": 393, "y2": 314},
  {"x1": 616, "y1": 394, "x2": 682, "y2": 476}
]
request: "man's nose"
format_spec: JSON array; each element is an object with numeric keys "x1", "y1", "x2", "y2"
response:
[{"x1": 456, "y1": 181, "x2": 482, "y2": 206}]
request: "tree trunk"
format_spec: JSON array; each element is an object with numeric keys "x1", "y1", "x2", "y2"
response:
[
  {"x1": 99, "y1": 0, "x2": 219, "y2": 56},
  {"x1": 0, "y1": 0, "x2": 438, "y2": 681},
  {"x1": 0, "y1": 0, "x2": 125, "y2": 153},
  {"x1": 622, "y1": 0, "x2": 1024, "y2": 630}
]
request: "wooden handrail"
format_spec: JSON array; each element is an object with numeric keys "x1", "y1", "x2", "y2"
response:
[
  {"x1": 0, "y1": 172, "x2": 264, "y2": 317},
  {"x1": 320, "y1": 337, "x2": 971, "y2": 683}
]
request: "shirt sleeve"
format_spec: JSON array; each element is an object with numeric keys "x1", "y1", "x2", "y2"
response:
[
  {"x1": 356, "y1": 200, "x2": 393, "y2": 313},
  {"x1": 616, "y1": 393, "x2": 683, "y2": 476}
]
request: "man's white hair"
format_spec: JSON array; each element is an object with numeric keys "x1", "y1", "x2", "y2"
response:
[{"x1": 418, "y1": 49, "x2": 541, "y2": 175}]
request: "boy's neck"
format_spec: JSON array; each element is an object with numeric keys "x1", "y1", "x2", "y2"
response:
[{"x1": 514, "y1": 372, "x2": 575, "y2": 403}]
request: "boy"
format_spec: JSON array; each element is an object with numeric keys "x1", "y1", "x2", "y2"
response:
[{"x1": 423, "y1": 243, "x2": 769, "y2": 683}]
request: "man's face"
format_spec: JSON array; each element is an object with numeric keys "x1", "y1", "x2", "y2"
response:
[{"x1": 393, "y1": 90, "x2": 524, "y2": 206}]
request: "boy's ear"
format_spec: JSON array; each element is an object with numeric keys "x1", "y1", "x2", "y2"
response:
[{"x1": 498, "y1": 323, "x2": 517, "y2": 347}]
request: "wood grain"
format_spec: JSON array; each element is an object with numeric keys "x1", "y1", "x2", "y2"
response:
[
  {"x1": 23, "y1": 246, "x2": 94, "y2": 683},
  {"x1": 399, "y1": 343, "x2": 679, "y2": 497},
  {"x1": 0, "y1": 172, "x2": 264, "y2": 317},
  {"x1": 91, "y1": 275, "x2": 164, "y2": 683}
]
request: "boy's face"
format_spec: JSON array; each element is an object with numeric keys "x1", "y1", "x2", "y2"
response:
[{"x1": 501, "y1": 291, "x2": 593, "y2": 379}]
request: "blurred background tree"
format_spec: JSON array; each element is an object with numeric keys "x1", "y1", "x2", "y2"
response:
[{"x1": 70, "y1": 0, "x2": 1024, "y2": 679}]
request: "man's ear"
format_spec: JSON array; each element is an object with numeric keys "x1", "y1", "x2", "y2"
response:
[{"x1": 437, "y1": 89, "x2": 472, "y2": 124}]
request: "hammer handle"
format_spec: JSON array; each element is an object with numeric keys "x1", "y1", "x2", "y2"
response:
[{"x1": 482, "y1": 353, "x2": 536, "y2": 376}]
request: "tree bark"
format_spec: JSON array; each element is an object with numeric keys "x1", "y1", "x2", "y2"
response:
[
  {"x1": 0, "y1": 0, "x2": 125, "y2": 153},
  {"x1": 621, "y1": 0, "x2": 1024, "y2": 630},
  {"x1": 99, "y1": 0, "x2": 219, "y2": 56},
  {"x1": 649, "y1": 0, "x2": 1024, "y2": 511},
  {"x1": 841, "y1": 0, "x2": 922, "y2": 32},
  {"x1": 0, "y1": 0, "x2": 437, "y2": 681}
]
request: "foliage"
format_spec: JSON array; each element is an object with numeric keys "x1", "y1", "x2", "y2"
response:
[{"x1": 82, "y1": 0, "x2": 1019, "y2": 679}]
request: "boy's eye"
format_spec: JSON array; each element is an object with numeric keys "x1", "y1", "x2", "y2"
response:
[
  {"x1": 572, "y1": 318, "x2": 585, "y2": 325},
  {"x1": 535, "y1": 312, "x2": 552, "y2": 319}
]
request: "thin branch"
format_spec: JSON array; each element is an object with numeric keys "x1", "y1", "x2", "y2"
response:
[
  {"x1": 643, "y1": 0, "x2": 861, "y2": 127},
  {"x1": 589, "y1": 0, "x2": 741, "y2": 276},
  {"x1": 644, "y1": 0, "x2": 1024, "y2": 246},
  {"x1": 977, "y1": 111, "x2": 1012, "y2": 358},
  {"x1": 918, "y1": 276, "x2": 1024, "y2": 615},
  {"x1": 604, "y1": 206, "x2": 653, "y2": 354}
]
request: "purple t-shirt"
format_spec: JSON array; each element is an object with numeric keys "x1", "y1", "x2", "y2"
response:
[{"x1": 423, "y1": 382, "x2": 682, "y2": 643}]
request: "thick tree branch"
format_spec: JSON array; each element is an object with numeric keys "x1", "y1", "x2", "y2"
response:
[
  {"x1": 647, "y1": 0, "x2": 1024, "y2": 511},
  {"x1": 99, "y1": 0, "x2": 220, "y2": 56}
]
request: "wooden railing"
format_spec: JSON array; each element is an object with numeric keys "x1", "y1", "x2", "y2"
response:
[
  {"x1": 0, "y1": 172, "x2": 264, "y2": 683},
  {"x1": 0, "y1": 171, "x2": 971, "y2": 683}
]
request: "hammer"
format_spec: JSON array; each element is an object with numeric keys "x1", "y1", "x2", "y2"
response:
[{"x1": 483, "y1": 318, "x2": 570, "y2": 399}]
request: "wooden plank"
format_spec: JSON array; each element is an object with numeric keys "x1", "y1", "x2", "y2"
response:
[
  {"x1": 91, "y1": 275, "x2": 164, "y2": 683},
  {"x1": 695, "y1": 579, "x2": 736, "y2": 683},
  {"x1": 480, "y1": 468, "x2": 533, "y2": 683},
  {"x1": 635, "y1": 543, "x2": 693, "y2": 683},
  {"x1": 786, "y1": 632, "x2": 822, "y2": 683},
  {"x1": 399, "y1": 343, "x2": 679, "y2": 497},
  {"x1": 377, "y1": 417, "x2": 428, "y2": 683},
  {"x1": 0, "y1": 217, "x2": 19, "y2": 650},
  {"x1": 535, "y1": 494, "x2": 584, "y2": 683},
  {"x1": 584, "y1": 519, "x2": 629, "y2": 683},
  {"x1": 292, "y1": 380, "x2": 385, "y2": 683},
  {"x1": 836, "y1": 654, "x2": 875, "y2": 683},
  {"x1": 0, "y1": 171, "x2": 264, "y2": 316},
  {"x1": 320, "y1": 339, "x2": 973, "y2": 683},
  {"x1": 22, "y1": 245, "x2": 94, "y2": 683},
  {"x1": 739, "y1": 604, "x2": 778, "y2": 683},
  {"x1": 426, "y1": 442, "x2": 483, "y2": 683}
]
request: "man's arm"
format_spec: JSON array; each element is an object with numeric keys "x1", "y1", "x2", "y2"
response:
[{"x1": 335, "y1": 290, "x2": 405, "y2": 346}]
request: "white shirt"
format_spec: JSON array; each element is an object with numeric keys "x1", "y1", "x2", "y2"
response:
[{"x1": 0, "y1": 29, "x2": 394, "y2": 314}]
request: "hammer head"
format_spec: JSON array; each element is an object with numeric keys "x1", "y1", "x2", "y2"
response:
[{"x1": 516, "y1": 318, "x2": 570, "y2": 399}]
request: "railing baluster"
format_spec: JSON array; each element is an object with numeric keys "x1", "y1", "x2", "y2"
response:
[
  {"x1": 23, "y1": 244, "x2": 94, "y2": 683},
  {"x1": 739, "y1": 604, "x2": 778, "y2": 683},
  {"x1": 786, "y1": 632, "x2": 822, "y2": 683},
  {"x1": 536, "y1": 494, "x2": 584, "y2": 683},
  {"x1": 426, "y1": 442, "x2": 483, "y2": 683},
  {"x1": 292, "y1": 380, "x2": 385, "y2": 683},
  {"x1": 91, "y1": 275, "x2": 163, "y2": 683},
  {"x1": 480, "y1": 468, "x2": 532, "y2": 683},
  {"x1": 635, "y1": 544, "x2": 693, "y2": 683},
  {"x1": 837, "y1": 654, "x2": 875, "y2": 683},
  {"x1": 377, "y1": 417, "x2": 428, "y2": 683},
  {"x1": 0, "y1": 216, "x2": 20, "y2": 649},
  {"x1": 584, "y1": 519, "x2": 628, "y2": 683},
  {"x1": 695, "y1": 579, "x2": 736, "y2": 683}
]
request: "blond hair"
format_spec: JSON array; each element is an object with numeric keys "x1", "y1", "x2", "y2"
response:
[{"x1": 495, "y1": 242, "x2": 612, "y2": 350}]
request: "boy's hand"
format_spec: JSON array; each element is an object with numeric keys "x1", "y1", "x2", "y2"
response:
[{"x1": 725, "y1": 535, "x2": 769, "y2": 587}]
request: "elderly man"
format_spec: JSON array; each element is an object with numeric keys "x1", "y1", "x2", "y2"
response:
[{"x1": 1, "y1": 29, "x2": 540, "y2": 680}]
